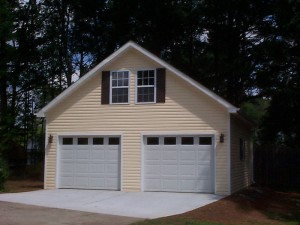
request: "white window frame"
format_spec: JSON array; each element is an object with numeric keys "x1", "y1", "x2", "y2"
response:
[
  {"x1": 135, "y1": 69, "x2": 156, "y2": 104},
  {"x1": 110, "y1": 70, "x2": 130, "y2": 104}
]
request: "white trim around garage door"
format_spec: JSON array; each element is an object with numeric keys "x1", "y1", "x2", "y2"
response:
[
  {"x1": 56, "y1": 132, "x2": 123, "y2": 190},
  {"x1": 140, "y1": 132, "x2": 216, "y2": 193}
]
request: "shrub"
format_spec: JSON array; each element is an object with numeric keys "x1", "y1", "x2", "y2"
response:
[{"x1": 0, "y1": 157, "x2": 9, "y2": 191}]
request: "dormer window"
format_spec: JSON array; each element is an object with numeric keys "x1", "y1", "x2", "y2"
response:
[
  {"x1": 110, "y1": 71, "x2": 129, "y2": 104},
  {"x1": 101, "y1": 68, "x2": 165, "y2": 105},
  {"x1": 136, "y1": 70, "x2": 156, "y2": 103}
]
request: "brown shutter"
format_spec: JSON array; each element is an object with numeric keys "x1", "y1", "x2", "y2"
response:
[
  {"x1": 156, "y1": 68, "x2": 166, "y2": 103},
  {"x1": 101, "y1": 71, "x2": 110, "y2": 104}
]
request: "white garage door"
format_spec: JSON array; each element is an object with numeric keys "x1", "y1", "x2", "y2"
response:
[
  {"x1": 58, "y1": 136, "x2": 120, "y2": 190},
  {"x1": 144, "y1": 135, "x2": 214, "y2": 193}
]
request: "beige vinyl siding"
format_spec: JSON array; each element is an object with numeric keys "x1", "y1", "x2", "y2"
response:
[
  {"x1": 230, "y1": 115, "x2": 253, "y2": 193},
  {"x1": 45, "y1": 48, "x2": 230, "y2": 194}
]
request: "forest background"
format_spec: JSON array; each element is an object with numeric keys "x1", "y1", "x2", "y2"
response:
[{"x1": 0, "y1": 0, "x2": 299, "y2": 187}]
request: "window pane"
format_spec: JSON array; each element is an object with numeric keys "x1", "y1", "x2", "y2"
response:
[
  {"x1": 117, "y1": 79, "x2": 123, "y2": 86},
  {"x1": 93, "y1": 138, "x2": 104, "y2": 145},
  {"x1": 78, "y1": 138, "x2": 88, "y2": 145},
  {"x1": 112, "y1": 80, "x2": 117, "y2": 87},
  {"x1": 149, "y1": 70, "x2": 154, "y2": 77},
  {"x1": 124, "y1": 71, "x2": 129, "y2": 78},
  {"x1": 138, "y1": 78, "x2": 143, "y2": 86},
  {"x1": 124, "y1": 78, "x2": 128, "y2": 86},
  {"x1": 164, "y1": 137, "x2": 176, "y2": 145},
  {"x1": 112, "y1": 88, "x2": 128, "y2": 103},
  {"x1": 199, "y1": 137, "x2": 212, "y2": 145},
  {"x1": 149, "y1": 77, "x2": 154, "y2": 85},
  {"x1": 147, "y1": 137, "x2": 159, "y2": 145},
  {"x1": 112, "y1": 72, "x2": 117, "y2": 79},
  {"x1": 136, "y1": 70, "x2": 155, "y2": 103},
  {"x1": 239, "y1": 138, "x2": 246, "y2": 161},
  {"x1": 109, "y1": 137, "x2": 120, "y2": 145},
  {"x1": 181, "y1": 137, "x2": 194, "y2": 145},
  {"x1": 144, "y1": 76, "x2": 149, "y2": 85},
  {"x1": 137, "y1": 87, "x2": 154, "y2": 103},
  {"x1": 111, "y1": 71, "x2": 129, "y2": 104},
  {"x1": 62, "y1": 138, "x2": 73, "y2": 145}
]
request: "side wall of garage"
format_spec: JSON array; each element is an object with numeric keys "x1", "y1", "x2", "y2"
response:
[
  {"x1": 230, "y1": 115, "x2": 253, "y2": 193},
  {"x1": 44, "y1": 48, "x2": 231, "y2": 195}
]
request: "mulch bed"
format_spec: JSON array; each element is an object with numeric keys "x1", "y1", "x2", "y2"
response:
[{"x1": 175, "y1": 185, "x2": 300, "y2": 225}]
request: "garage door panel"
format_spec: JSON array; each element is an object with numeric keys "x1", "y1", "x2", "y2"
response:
[
  {"x1": 76, "y1": 150, "x2": 90, "y2": 159},
  {"x1": 91, "y1": 150, "x2": 104, "y2": 159},
  {"x1": 60, "y1": 150, "x2": 74, "y2": 160},
  {"x1": 59, "y1": 176, "x2": 73, "y2": 187},
  {"x1": 180, "y1": 165, "x2": 196, "y2": 176},
  {"x1": 163, "y1": 150, "x2": 177, "y2": 160},
  {"x1": 59, "y1": 136, "x2": 120, "y2": 190},
  {"x1": 145, "y1": 165, "x2": 161, "y2": 175},
  {"x1": 61, "y1": 151, "x2": 73, "y2": 160},
  {"x1": 163, "y1": 165, "x2": 177, "y2": 175},
  {"x1": 60, "y1": 161, "x2": 73, "y2": 173},
  {"x1": 75, "y1": 163, "x2": 89, "y2": 173},
  {"x1": 144, "y1": 135, "x2": 214, "y2": 193},
  {"x1": 90, "y1": 177, "x2": 106, "y2": 188},
  {"x1": 180, "y1": 151, "x2": 196, "y2": 160},
  {"x1": 179, "y1": 180, "x2": 197, "y2": 191},
  {"x1": 197, "y1": 165, "x2": 211, "y2": 178},
  {"x1": 144, "y1": 178, "x2": 161, "y2": 190},
  {"x1": 197, "y1": 180, "x2": 212, "y2": 192},
  {"x1": 162, "y1": 180, "x2": 178, "y2": 191},
  {"x1": 106, "y1": 178, "x2": 119, "y2": 190},
  {"x1": 106, "y1": 164, "x2": 119, "y2": 174},
  {"x1": 90, "y1": 163, "x2": 105, "y2": 173},
  {"x1": 75, "y1": 176, "x2": 89, "y2": 187},
  {"x1": 106, "y1": 150, "x2": 119, "y2": 160},
  {"x1": 198, "y1": 151, "x2": 211, "y2": 161},
  {"x1": 145, "y1": 151, "x2": 160, "y2": 160}
]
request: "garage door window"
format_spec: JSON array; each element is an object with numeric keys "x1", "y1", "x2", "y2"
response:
[
  {"x1": 78, "y1": 138, "x2": 88, "y2": 145},
  {"x1": 109, "y1": 137, "x2": 120, "y2": 145},
  {"x1": 181, "y1": 137, "x2": 194, "y2": 145},
  {"x1": 147, "y1": 137, "x2": 159, "y2": 145},
  {"x1": 93, "y1": 137, "x2": 104, "y2": 145},
  {"x1": 199, "y1": 137, "x2": 212, "y2": 145},
  {"x1": 62, "y1": 138, "x2": 73, "y2": 145},
  {"x1": 164, "y1": 137, "x2": 176, "y2": 145}
]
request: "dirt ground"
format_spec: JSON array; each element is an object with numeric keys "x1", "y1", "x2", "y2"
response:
[
  {"x1": 174, "y1": 185, "x2": 300, "y2": 225},
  {"x1": 3, "y1": 179, "x2": 44, "y2": 193}
]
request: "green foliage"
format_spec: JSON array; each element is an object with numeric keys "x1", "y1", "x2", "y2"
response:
[
  {"x1": 241, "y1": 98, "x2": 270, "y2": 125},
  {"x1": 0, "y1": 157, "x2": 9, "y2": 191}
]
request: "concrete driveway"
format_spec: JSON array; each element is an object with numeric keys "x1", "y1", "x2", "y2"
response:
[{"x1": 0, "y1": 189, "x2": 223, "y2": 219}]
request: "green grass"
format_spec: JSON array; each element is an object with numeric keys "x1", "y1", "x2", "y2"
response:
[
  {"x1": 267, "y1": 211, "x2": 300, "y2": 225},
  {"x1": 131, "y1": 218, "x2": 223, "y2": 225}
]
